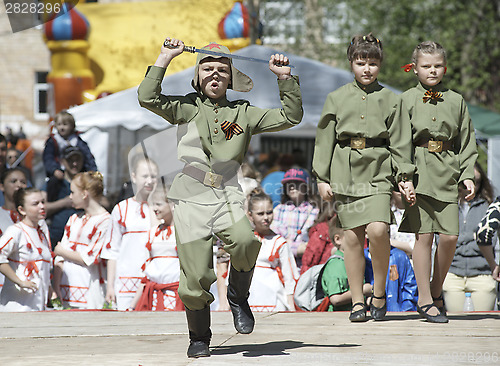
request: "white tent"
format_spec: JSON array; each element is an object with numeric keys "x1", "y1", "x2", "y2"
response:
[{"x1": 69, "y1": 45, "x2": 355, "y2": 195}]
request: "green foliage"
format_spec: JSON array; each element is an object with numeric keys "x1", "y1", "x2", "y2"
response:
[{"x1": 259, "y1": 0, "x2": 500, "y2": 110}]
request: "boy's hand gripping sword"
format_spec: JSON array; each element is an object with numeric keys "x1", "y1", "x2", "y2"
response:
[{"x1": 163, "y1": 40, "x2": 294, "y2": 68}]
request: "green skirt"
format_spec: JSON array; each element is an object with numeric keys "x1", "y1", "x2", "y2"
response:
[
  {"x1": 399, "y1": 194, "x2": 459, "y2": 235},
  {"x1": 335, "y1": 193, "x2": 393, "y2": 230}
]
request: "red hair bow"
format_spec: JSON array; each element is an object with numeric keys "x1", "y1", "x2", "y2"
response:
[{"x1": 401, "y1": 64, "x2": 413, "y2": 72}]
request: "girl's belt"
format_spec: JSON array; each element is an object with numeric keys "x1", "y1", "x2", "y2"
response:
[
  {"x1": 416, "y1": 139, "x2": 453, "y2": 152},
  {"x1": 338, "y1": 137, "x2": 387, "y2": 149}
]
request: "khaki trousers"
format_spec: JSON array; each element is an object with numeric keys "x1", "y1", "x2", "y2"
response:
[
  {"x1": 443, "y1": 272, "x2": 497, "y2": 312},
  {"x1": 173, "y1": 199, "x2": 261, "y2": 310}
]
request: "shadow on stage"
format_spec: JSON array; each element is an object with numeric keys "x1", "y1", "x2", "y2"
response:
[{"x1": 210, "y1": 340, "x2": 358, "y2": 357}]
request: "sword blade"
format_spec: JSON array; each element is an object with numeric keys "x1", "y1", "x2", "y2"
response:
[
  {"x1": 163, "y1": 40, "x2": 294, "y2": 68},
  {"x1": 193, "y1": 48, "x2": 295, "y2": 68}
]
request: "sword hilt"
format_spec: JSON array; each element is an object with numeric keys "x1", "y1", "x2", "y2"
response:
[{"x1": 163, "y1": 39, "x2": 195, "y2": 53}]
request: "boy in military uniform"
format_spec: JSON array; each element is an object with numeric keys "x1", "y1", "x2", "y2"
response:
[{"x1": 138, "y1": 38, "x2": 303, "y2": 357}]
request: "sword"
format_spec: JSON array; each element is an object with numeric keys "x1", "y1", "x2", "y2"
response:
[{"x1": 163, "y1": 40, "x2": 294, "y2": 68}]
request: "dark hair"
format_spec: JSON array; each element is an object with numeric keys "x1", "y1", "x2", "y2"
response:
[
  {"x1": 241, "y1": 162, "x2": 260, "y2": 181},
  {"x1": 327, "y1": 215, "x2": 344, "y2": 242},
  {"x1": 14, "y1": 187, "x2": 41, "y2": 213},
  {"x1": 474, "y1": 162, "x2": 494, "y2": 204},
  {"x1": 73, "y1": 171, "x2": 104, "y2": 198},
  {"x1": 312, "y1": 200, "x2": 337, "y2": 226},
  {"x1": 347, "y1": 32, "x2": 383, "y2": 62},
  {"x1": 247, "y1": 187, "x2": 272, "y2": 212},
  {"x1": 62, "y1": 146, "x2": 84, "y2": 161},
  {"x1": 411, "y1": 41, "x2": 447, "y2": 65},
  {"x1": 54, "y1": 110, "x2": 76, "y2": 130},
  {"x1": 0, "y1": 133, "x2": 7, "y2": 145},
  {"x1": 1, "y1": 167, "x2": 27, "y2": 185},
  {"x1": 280, "y1": 180, "x2": 310, "y2": 204}
]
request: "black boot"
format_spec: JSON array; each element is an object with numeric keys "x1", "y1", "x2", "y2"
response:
[
  {"x1": 227, "y1": 265, "x2": 255, "y2": 334},
  {"x1": 185, "y1": 306, "x2": 211, "y2": 358}
]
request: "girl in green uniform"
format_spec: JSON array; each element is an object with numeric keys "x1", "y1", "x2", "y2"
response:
[
  {"x1": 313, "y1": 33, "x2": 415, "y2": 322},
  {"x1": 398, "y1": 41, "x2": 477, "y2": 323}
]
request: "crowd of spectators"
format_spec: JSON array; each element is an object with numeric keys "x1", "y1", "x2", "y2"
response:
[{"x1": 0, "y1": 115, "x2": 498, "y2": 314}]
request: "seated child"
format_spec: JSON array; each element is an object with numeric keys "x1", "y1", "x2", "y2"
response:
[
  {"x1": 321, "y1": 216, "x2": 372, "y2": 311},
  {"x1": 270, "y1": 168, "x2": 319, "y2": 269},
  {"x1": 364, "y1": 246, "x2": 418, "y2": 312}
]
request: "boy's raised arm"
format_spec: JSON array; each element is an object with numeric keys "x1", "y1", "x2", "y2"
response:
[{"x1": 154, "y1": 37, "x2": 185, "y2": 68}]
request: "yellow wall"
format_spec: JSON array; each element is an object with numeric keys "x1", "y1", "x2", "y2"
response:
[{"x1": 78, "y1": 0, "x2": 237, "y2": 94}]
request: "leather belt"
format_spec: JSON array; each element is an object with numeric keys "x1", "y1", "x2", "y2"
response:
[
  {"x1": 416, "y1": 138, "x2": 453, "y2": 153},
  {"x1": 338, "y1": 137, "x2": 387, "y2": 149},
  {"x1": 182, "y1": 165, "x2": 225, "y2": 188}
]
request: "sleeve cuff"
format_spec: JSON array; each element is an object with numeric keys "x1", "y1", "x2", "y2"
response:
[
  {"x1": 277, "y1": 75, "x2": 300, "y2": 92},
  {"x1": 145, "y1": 65, "x2": 167, "y2": 80}
]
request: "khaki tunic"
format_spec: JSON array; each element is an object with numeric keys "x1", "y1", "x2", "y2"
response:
[
  {"x1": 137, "y1": 65, "x2": 303, "y2": 310},
  {"x1": 397, "y1": 82, "x2": 477, "y2": 203},
  {"x1": 138, "y1": 66, "x2": 303, "y2": 205},
  {"x1": 312, "y1": 80, "x2": 414, "y2": 197}
]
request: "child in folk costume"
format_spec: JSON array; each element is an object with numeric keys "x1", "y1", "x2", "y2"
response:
[
  {"x1": 0, "y1": 168, "x2": 28, "y2": 290},
  {"x1": 270, "y1": 168, "x2": 319, "y2": 270},
  {"x1": 52, "y1": 172, "x2": 110, "y2": 309},
  {"x1": 138, "y1": 38, "x2": 302, "y2": 358},
  {"x1": 398, "y1": 41, "x2": 477, "y2": 323},
  {"x1": 131, "y1": 188, "x2": 183, "y2": 311},
  {"x1": 0, "y1": 188, "x2": 52, "y2": 311},
  {"x1": 101, "y1": 156, "x2": 157, "y2": 310},
  {"x1": 312, "y1": 33, "x2": 416, "y2": 322},
  {"x1": 246, "y1": 189, "x2": 298, "y2": 311}
]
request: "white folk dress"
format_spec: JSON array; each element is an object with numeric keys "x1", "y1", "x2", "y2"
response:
[
  {"x1": 0, "y1": 207, "x2": 22, "y2": 291},
  {"x1": 136, "y1": 224, "x2": 182, "y2": 311},
  {"x1": 0, "y1": 221, "x2": 52, "y2": 312},
  {"x1": 55, "y1": 211, "x2": 110, "y2": 309},
  {"x1": 248, "y1": 232, "x2": 299, "y2": 311},
  {"x1": 101, "y1": 198, "x2": 151, "y2": 310}
]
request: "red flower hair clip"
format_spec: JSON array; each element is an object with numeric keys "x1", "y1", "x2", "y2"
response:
[{"x1": 401, "y1": 64, "x2": 413, "y2": 72}]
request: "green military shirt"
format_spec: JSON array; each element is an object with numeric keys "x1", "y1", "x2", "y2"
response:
[
  {"x1": 397, "y1": 82, "x2": 477, "y2": 203},
  {"x1": 138, "y1": 65, "x2": 303, "y2": 204},
  {"x1": 312, "y1": 80, "x2": 414, "y2": 197}
]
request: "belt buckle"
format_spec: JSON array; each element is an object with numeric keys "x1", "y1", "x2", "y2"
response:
[
  {"x1": 203, "y1": 171, "x2": 222, "y2": 188},
  {"x1": 428, "y1": 140, "x2": 443, "y2": 153},
  {"x1": 350, "y1": 137, "x2": 366, "y2": 149}
]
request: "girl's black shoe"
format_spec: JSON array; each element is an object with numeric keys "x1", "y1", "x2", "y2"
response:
[
  {"x1": 349, "y1": 302, "x2": 368, "y2": 322},
  {"x1": 417, "y1": 303, "x2": 449, "y2": 323},
  {"x1": 369, "y1": 292, "x2": 387, "y2": 321},
  {"x1": 432, "y1": 293, "x2": 447, "y2": 316}
]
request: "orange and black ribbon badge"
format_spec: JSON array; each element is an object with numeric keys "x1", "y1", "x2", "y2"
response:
[
  {"x1": 423, "y1": 90, "x2": 443, "y2": 104},
  {"x1": 220, "y1": 121, "x2": 244, "y2": 140}
]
